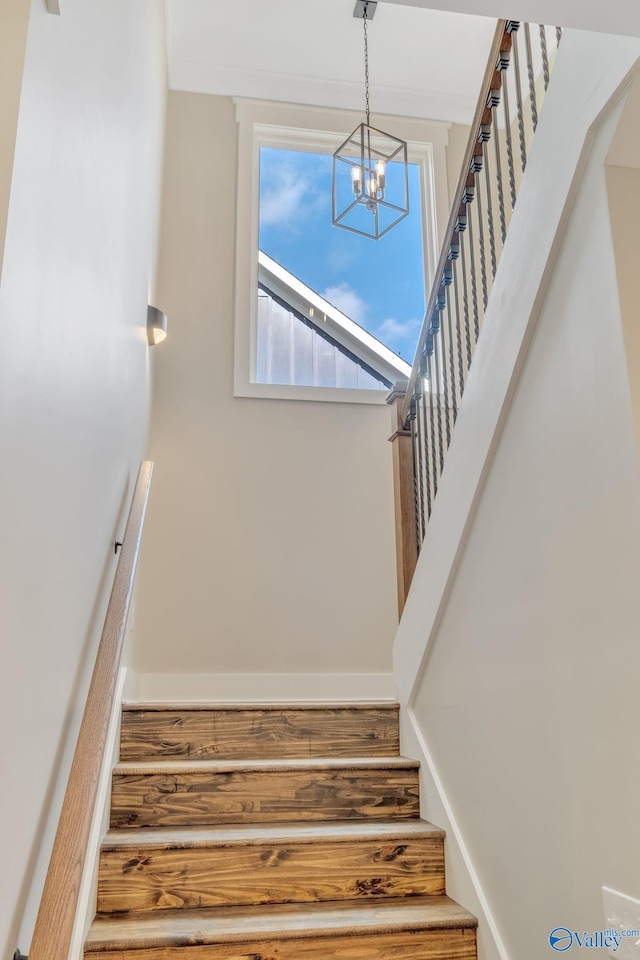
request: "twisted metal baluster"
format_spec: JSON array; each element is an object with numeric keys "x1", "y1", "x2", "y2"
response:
[
  {"x1": 524, "y1": 23, "x2": 539, "y2": 130},
  {"x1": 417, "y1": 371, "x2": 429, "y2": 530},
  {"x1": 489, "y1": 90, "x2": 507, "y2": 244},
  {"x1": 444, "y1": 271, "x2": 458, "y2": 429},
  {"x1": 556, "y1": 26, "x2": 562, "y2": 47},
  {"x1": 466, "y1": 196, "x2": 480, "y2": 348},
  {"x1": 539, "y1": 24, "x2": 550, "y2": 90},
  {"x1": 408, "y1": 403, "x2": 422, "y2": 552},
  {"x1": 473, "y1": 156, "x2": 489, "y2": 311},
  {"x1": 508, "y1": 23, "x2": 528, "y2": 172},
  {"x1": 433, "y1": 325, "x2": 445, "y2": 476},
  {"x1": 439, "y1": 289, "x2": 452, "y2": 449},
  {"x1": 481, "y1": 134, "x2": 498, "y2": 277},
  {"x1": 452, "y1": 257, "x2": 465, "y2": 395},
  {"x1": 427, "y1": 348, "x2": 438, "y2": 502},
  {"x1": 500, "y1": 57, "x2": 517, "y2": 208},
  {"x1": 459, "y1": 229, "x2": 473, "y2": 371}
]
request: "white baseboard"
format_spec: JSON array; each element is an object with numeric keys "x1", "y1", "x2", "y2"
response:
[
  {"x1": 402, "y1": 706, "x2": 508, "y2": 960},
  {"x1": 68, "y1": 667, "x2": 127, "y2": 960},
  {"x1": 124, "y1": 671, "x2": 396, "y2": 703}
]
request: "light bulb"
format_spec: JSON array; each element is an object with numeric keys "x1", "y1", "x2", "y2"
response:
[
  {"x1": 369, "y1": 176, "x2": 378, "y2": 197},
  {"x1": 351, "y1": 165, "x2": 361, "y2": 195},
  {"x1": 376, "y1": 160, "x2": 386, "y2": 190}
]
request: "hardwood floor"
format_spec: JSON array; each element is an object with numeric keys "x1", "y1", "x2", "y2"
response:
[{"x1": 85, "y1": 703, "x2": 477, "y2": 959}]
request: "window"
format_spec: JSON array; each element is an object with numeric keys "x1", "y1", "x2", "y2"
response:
[{"x1": 234, "y1": 100, "x2": 450, "y2": 403}]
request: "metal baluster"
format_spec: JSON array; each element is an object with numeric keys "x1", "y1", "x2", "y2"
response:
[
  {"x1": 539, "y1": 24, "x2": 550, "y2": 91},
  {"x1": 465, "y1": 191, "x2": 480, "y2": 349},
  {"x1": 408, "y1": 402, "x2": 422, "y2": 551},
  {"x1": 433, "y1": 316, "x2": 445, "y2": 476},
  {"x1": 472, "y1": 154, "x2": 489, "y2": 312},
  {"x1": 556, "y1": 26, "x2": 562, "y2": 47},
  {"x1": 489, "y1": 89, "x2": 507, "y2": 244},
  {"x1": 524, "y1": 23, "x2": 539, "y2": 131},
  {"x1": 444, "y1": 269, "x2": 458, "y2": 430},
  {"x1": 439, "y1": 284, "x2": 452, "y2": 449},
  {"x1": 452, "y1": 256, "x2": 465, "y2": 396},
  {"x1": 459, "y1": 228, "x2": 473, "y2": 371},
  {"x1": 427, "y1": 346, "x2": 438, "y2": 500},
  {"x1": 481, "y1": 131, "x2": 498, "y2": 278},
  {"x1": 508, "y1": 22, "x2": 527, "y2": 172},
  {"x1": 498, "y1": 48, "x2": 517, "y2": 209},
  {"x1": 420, "y1": 358, "x2": 432, "y2": 521},
  {"x1": 416, "y1": 373, "x2": 429, "y2": 532}
]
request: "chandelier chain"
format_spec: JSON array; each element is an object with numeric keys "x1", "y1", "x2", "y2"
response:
[{"x1": 363, "y1": 7, "x2": 370, "y2": 126}]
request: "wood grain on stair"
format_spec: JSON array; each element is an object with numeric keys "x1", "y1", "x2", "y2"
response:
[
  {"x1": 86, "y1": 896, "x2": 477, "y2": 959},
  {"x1": 88, "y1": 927, "x2": 476, "y2": 960},
  {"x1": 97, "y1": 821, "x2": 445, "y2": 913},
  {"x1": 120, "y1": 705, "x2": 400, "y2": 761},
  {"x1": 110, "y1": 758, "x2": 420, "y2": 829}
]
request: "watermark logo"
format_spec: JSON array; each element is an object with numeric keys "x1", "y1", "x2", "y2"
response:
[
  {"x1": 549, "y1": 929, "x2": 573, "y2": 952},
  {"x1": 549, "y1": 927, "x2": 640, "y2": 952}
]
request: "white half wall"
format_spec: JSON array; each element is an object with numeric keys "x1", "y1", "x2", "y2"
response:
[
  {"x1": 394, "y1": 28, "x2": 640, "y2": 960},
  {"x1": 0, "y1": 1, "x2": 167, "y2": 954}
]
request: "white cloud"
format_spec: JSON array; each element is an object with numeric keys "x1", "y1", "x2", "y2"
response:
[
  {"x1": 320, "y1": 283, "x2": 368, "y2": 325},
  {"x1": 260, "y1": 169, "x2": 308, "y2": 228},
  {"x1": 375, "y1": 316, "x2": 421, "y2": 341},
  {"x1": 259, "y1": 156, "x2": 326, "y2": 229}
]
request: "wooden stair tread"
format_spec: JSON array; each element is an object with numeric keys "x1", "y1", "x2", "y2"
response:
[
  {"x1": 122, "y1": 702, "x2": 399, "y2": 712},
  {"x1": 114, "y1": 756, "x2": 418, "y2": 775},
  {"x1": 85, "y1": 896, "x2": 477, "y2": 950},
  {"x1": 102, "y1": 819, "x2": 444, "y2": 850}
]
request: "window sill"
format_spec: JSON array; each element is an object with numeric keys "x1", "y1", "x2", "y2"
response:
[{"x1": 234, "y1": 381, "x2": 390, "y2": 405}]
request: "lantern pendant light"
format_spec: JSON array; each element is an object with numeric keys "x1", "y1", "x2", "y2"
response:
[{"x1": 332, "y1": 0, "x2": 409, "y2": 240}]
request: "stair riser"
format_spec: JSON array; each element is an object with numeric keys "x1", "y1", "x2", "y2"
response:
[
  {"x1": 97, "y1": 836, "x2": 445, "y2": 914},
  {"x1": 120, "y1": 708, "x2": 400, "y2": 762},
  {"x1": 89, "y1": 928, "x2": 477, "y2": 960},
  {"x1": 110, "y1": 769, "x2": 420, "y2": 829}
]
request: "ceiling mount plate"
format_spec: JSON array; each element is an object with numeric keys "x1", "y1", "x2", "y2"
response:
[{"x1": 353, "y1": 1, "x2": 377, "y2": 19}]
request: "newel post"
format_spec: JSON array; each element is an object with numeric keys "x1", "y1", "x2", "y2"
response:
[{"x1": 386, "y1": 382, "x2": 418, "y2": 617}]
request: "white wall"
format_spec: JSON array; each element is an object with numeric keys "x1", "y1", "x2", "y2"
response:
[
  {"x1": 131, "y1": 92, "x2": 400, "y2": 701},
  {"x1": 394, "y1": 29, "x2": 640, "y2": 960},
  {"x1": 0, "y1": 1, "x2": 166, "y2": 954}
]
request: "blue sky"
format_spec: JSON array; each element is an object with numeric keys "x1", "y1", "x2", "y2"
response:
[{"x1": 259, "y1": 148, "x2": 426, "y2": 363}]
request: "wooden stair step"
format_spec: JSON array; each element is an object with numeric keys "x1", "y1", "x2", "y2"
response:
[
  {"x1": 97, "y1": 819, "x2": 445, "y2": 914},
  {"x1": 85, "y1": 895, "x2": 478, "y2": 959},
  {"x1": 110, "y1": 757, "x2": 420, "y2": 829},
  {"x1": 120, "y1": 703, "x2": 400, "y2": 762}
]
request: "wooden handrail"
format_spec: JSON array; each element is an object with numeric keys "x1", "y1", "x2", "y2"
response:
[
  {"x1": 400, "y1": 19, "x2": 509, "y2": 425},
  {"x1": 29, "y1": 460, "x2": 154, "y2": 960}
]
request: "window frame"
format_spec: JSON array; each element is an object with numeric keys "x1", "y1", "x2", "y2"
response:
[{"x1": 233, "y1": 98, "x2": 451, "y2": 404}]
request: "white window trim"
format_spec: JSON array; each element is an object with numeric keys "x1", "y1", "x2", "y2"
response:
[{"x1": 233, "y1": 98, "x2": 451, "y2": 404}]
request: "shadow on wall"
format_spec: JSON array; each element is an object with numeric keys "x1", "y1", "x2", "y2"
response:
[{"x1": 606, "y1": 74, "x2": 640, "y2": 464}]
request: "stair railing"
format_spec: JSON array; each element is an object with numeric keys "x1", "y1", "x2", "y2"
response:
[
  {"x1": 28, "y1": 461, "x2": 154, "y2": 960},
  {"x1": 389, "y1": 20, "x2": 561, "y2": 609}
]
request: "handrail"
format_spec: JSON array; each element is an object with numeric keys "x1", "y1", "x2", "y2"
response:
[
  {"x1": 392, "y1": 19, "x2": 561, "y2": 560},
  {"x1": 400, "y1": 19, "x2": 508, "y2": 427},
  {"x1": 29, "y1": 460, "x2": 154, "y2": 960}
]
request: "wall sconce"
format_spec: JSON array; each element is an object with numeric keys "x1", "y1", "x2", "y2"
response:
[{"x1": 147, "y1": 305, "x2": 168, "y2": 346}]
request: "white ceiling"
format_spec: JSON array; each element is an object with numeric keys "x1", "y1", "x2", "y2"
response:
[
  {"x1": 381, "y1": 0, "x2": 640, "y2": 38},
  {"x1": 166, "y1": 0, "x2": 496, "y2": 125}
]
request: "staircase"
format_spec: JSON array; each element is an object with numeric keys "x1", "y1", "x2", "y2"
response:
[{"x1": 85, "y1": 702, "x2": 477, "y2": 959}]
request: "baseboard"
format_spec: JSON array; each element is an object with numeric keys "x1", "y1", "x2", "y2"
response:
[
  {"x1": 402, "y1": 706, "x2": 508, "y2": 960},
  {"x1": 68, "y1": 666, "x2": 127, "y2": 960},
  {"x1": 124, "y1": 671, "x2": 396, "y2": 703}
]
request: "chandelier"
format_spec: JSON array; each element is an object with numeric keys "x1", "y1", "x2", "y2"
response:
[{"x1": 332, "y1": 0, "x2": 409, "y2": 240}]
